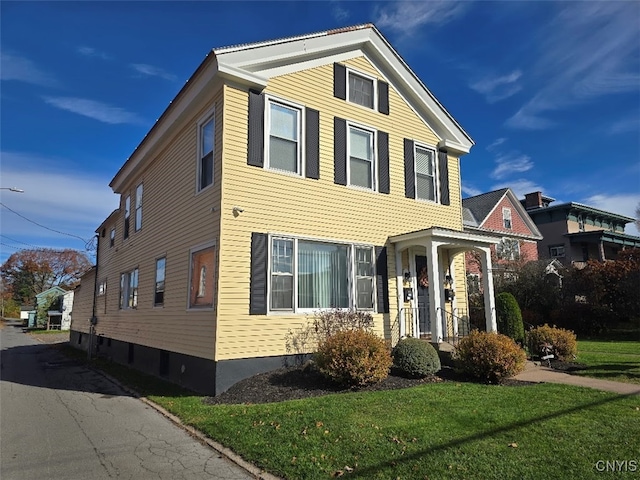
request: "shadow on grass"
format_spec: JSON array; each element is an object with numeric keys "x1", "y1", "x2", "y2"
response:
[{"x1": 350, "y1": 391, "x2": 638, "y2": 479}]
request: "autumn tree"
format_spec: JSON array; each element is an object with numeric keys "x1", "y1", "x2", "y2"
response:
[{"x1": 0, "y1": 248, "x2": 92, "y2": 305}]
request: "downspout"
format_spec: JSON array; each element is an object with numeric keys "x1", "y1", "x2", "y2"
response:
[{"x1": 88, "y1": 233, "x2": 99, "y2": 360}]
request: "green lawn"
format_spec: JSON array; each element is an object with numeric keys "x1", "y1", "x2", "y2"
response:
[
  {"x1": 151, "y1": 384, "x2": 639, "y2": 479},
  {"x1": 60, "y1": 346, "x2": 640, "y2": 479},
  {"x1": 575, "y1": 340, "x2": 640, "y2": 385}
]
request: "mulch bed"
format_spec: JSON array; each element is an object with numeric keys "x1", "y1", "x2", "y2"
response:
[{"x1": 204, "y1": 365, "x2": 534, "y2": 405}]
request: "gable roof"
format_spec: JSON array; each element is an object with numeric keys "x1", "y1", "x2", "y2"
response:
[
  {"x1": 35, "y1": 286, "x2": 67, "y2": 299},
  {"x1": 463, "y1": 188, "x2": 542, "y2": 239},
  {"x1": 111, "y1": 24, "x2": 474, "y2": 192}
]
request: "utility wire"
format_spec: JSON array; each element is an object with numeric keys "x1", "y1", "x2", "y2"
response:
[
  {"x1": 0, "y1": 202, "x2": 93, "y2": 249},
  {"x1": 0, "y1": 234, "x2": 42, "y2": 249}
]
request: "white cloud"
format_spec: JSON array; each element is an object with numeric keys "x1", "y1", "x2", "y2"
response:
[
  {"x1": 42, "y1": 96, "x2": 145, "y2": 125},
  {"x1": 331, "y1": 2, "x2": 349, "y2": 22},
  {"x1": 77, "y1": 46, "x2": 111, "y2": 60},
  {"x1": 492, "y1": 179, "x2": 545, "y2": 199},
  {"x1": 0, "y1": 51, "x2": 58, "y2": 87},
  {"x1": 0, "y1": 152, "x2": 118, "y2": 256},
  {"x1": 491, "y1": 153, "x2": 533, "y2": 180},
  {"x1": 507, "y1": 2, "x2": 640, "y2": 130},
  {"x1": 581, "y1": 193, "x2": 640, "y2": 237},
  {"x1": 461, "y1": 183, "x2": 482, "y2": 197},
  {"x1": 607, "y1": 115, "x2": 640, "y2": 136},
  {"x1": 130, "y1": 63, "x2": 177, "y2": 81},
  {"x1": 376, "y1": 0, "x2": 467, "y2": 36},
  {"x1": 470, "y1": 70, "x2": 522, "y2": 103},
  {"x1": 486, "y1": 137, "x2": 507, "y2": 152}
]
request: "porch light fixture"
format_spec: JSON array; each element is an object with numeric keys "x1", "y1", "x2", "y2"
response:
[{"x1": 232, "y1": 206, "x2": 244, "y2": 215}]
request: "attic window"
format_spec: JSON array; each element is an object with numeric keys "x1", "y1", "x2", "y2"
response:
[
  {"x1": 502, "y1": 208, "x2": 512, "y2": 229},
  {"x1": 348, "y1": 71, "x2": 374, "y2": 109}
]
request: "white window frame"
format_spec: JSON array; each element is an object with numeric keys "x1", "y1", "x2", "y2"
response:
[
  {"x1": 346, "y1": 122, "x2": 377, "y2": 191},
  {"x1": 577, "y1": 214, "x2": 585, "y2": 232},
  {"x1": 346, "y1": 68, "x2": 377, "y2": 110},
  {"x1": 124, "y1": 195, "x2": 131, "y2": 239},
  {"x1": 196, "y1": 108, "x2": 215, "y2": 193},
  {"x1": 119, "y1": 268, "x2": 138, "y2": 309},
  {"x1": 154, "y1": 257, "x2": 166, "y2": 306},
  {"x1": 549, "y1": 245, "x2": 565, "y2": 258},
  {"x1": 497, "y1": 238, "x2": 520, "y2": 261},
  {"x1": 109, "y1": 228, "x2": 115, "y2": 247},
  {"x1": 264, "y1": 95, "x2": 304, "y2": 176},
  {"x1": 135, "y1": 183, "x2": 143, "y2": 232},
  {"x1": 267, "y1": 234, "x2": 377, "y2": 314},
  {"x1": 98, "y1": 279, "x2": 106, "y2": 296},
  {"x1": 187, "y1": 241, "x2": 216, "y2": 310},
  {"x1": 502, "y1": 207, "x2": 512, "y2": 229},
  {"x1": 414, "y1": 143, "x2": 438, "y2": 203}
]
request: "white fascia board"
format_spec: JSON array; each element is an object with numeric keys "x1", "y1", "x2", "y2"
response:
[
  {"x1": 390, "y1": 227, "x2": 501, "y2": 249},
  {"x1": 366, "y1": 31, "x2": 474, "y2": 152},
  {"x1": 505, "y1": 189, "x2": 543, "y2": 238},
  {"x1": 216, "y1": 63, "x2": 268, "y2": 89},
  {"x1": 217, "y1": 26, "x2": 473, "y2": 154}
]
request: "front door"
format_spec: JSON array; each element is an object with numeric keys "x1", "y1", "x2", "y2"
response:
[{"x1": 415, "y1": 255, "x2": 431, "y2": 336}]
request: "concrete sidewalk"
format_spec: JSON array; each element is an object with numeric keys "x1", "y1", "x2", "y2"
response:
[{"x1": 513, "y1": 361, "x2": 640, "y2": 395}]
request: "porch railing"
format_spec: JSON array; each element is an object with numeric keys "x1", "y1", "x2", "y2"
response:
[
  {"x1": 392, "y1": 307, "x2": 429, "y2": 346},
  {"x1": 438, "y1": 308, "x2": 474, "y2": 345}
]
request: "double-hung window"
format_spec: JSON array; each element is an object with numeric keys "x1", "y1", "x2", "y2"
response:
[
  {"x1": 109, "y1": 228, "x2": 115, "y2": 247},
  {"x1": 549, "y1": 245, "x2": 565, "y2": 258},
  {"x1": 123, "y1": 195, "x2": 130, "y2": 239},
  {"x1": 348, "y1": 71, "x2": 375, "y2": 109},
  {"x1": 155, "y1": 257, "x2": 166, "y2": 306},
  {"x1": 198, "y1": 114, "x2": 214, "y2": 191},
  {"x1": 348, "y1": 125, "x2": 375, "y2": 190},
  {"x1": 119, "y1": 268, "x2": 138, "y2": 309},
  {"x1": 503, "y1": 207, "x2": 512, "y2": 229},
  {"x1": 135, "y1": 183, "x2": 143, "y2": 231},
  {"x1": 415, "y1": 145, "x2": 436, "y2": 202},
  {"x1": 267, "y1": 99, "x2": 301, "y2": 174},
  {"x1": 269, "y1": 237, "x2": 375, "y2": 312}
]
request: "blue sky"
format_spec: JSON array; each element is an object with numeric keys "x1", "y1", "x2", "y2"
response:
[{"x1": 1, "y1": 1, "x2": 639, "y2": 263}]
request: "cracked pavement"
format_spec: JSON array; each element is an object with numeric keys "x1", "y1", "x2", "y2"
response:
[{"x1": 0, "y1": 324, "x2": 256, "y2": 480}]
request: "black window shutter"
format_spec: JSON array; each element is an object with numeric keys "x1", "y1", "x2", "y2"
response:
[
  {"x1": 438, "y1": 149, "x2": 450, "y2": 206},
  {"x1": 333, "y1": 63, "x2": 347, "y2": 100},
  {"x1": 378, "y1": 130, "x2": 390, "y2": 194},
  {"x1": 378, "y1": 81, "x2": 389, "y2": 115},
  {"x1": 249, "y1": 233, "x2": 268, "y2": 315},
  {"x1": 334, "y1": 117, "x2": 347, "y2": 185},
  {"x1": 247, "y1": 91, "x2": 265, "y2": 167},
  {"x1": 375, "y1": 246, "x2": 389, "y2": 314},
  {"x1": 404, "y1": 139, "x2": 415, "y2": 199},
  {"x1": 305, "y1": 108, "x2": 320, "y2": 179}
]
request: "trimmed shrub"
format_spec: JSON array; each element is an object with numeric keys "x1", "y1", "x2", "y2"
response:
[
  {"x1": 392, "y1": 338, "x2": 441, "y2": 377},
  {"x1": 314, "y1": 330, "x2": 392, "y2": 387},
  {"x1": 526, "y1": 324, "x2": 577, "y2": 362},
  {"x1": 453, "y1": 330, "x2": 527, "y2": 384},
  {"x1": 495, "y1": 292, "x2": 525, "y2": 344}
]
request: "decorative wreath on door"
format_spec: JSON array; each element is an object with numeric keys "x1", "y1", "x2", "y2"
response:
[{"x1": 418, "y1": 266, "x2": 429, "y2": 288}]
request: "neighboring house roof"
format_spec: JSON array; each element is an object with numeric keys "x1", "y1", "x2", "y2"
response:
[
  {"x1": 564, "y1": 230, "x2": 640, "y2": 247},
  {"x1": 95, "y1": 209, "x2": 120, "y2": 234},
  {"x1": 526, "y1": 201, "x2": 635, "y2": 224},
  {"x1": 463, "y1": 188, "x2": 542, "y2": 240},
  {"x1": 110, "y1": 24, "x2": 474, "y2": 193},
  {"x1": 35, "y1": 286, "x2": 67, "y2": 300}
]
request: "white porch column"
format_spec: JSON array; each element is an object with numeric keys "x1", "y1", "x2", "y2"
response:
[
  {"x1": 395, "y1": 246, "x2": 405, "y2": 339},
  {"x1": 426, "y1": 240, "x2": 443, "y2": 343},
  {"x1": 479, "y1": 247, "x2": 497, "y2": 332}
]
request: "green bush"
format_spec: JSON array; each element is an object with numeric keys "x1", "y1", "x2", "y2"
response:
[
  {"x1": 314, "y1": 330, "x2": 392, "y2": 387},
  {"x1": 526, "y1": 324, "x2": 577, "y2": 362},
  {"x1": 392, "y1": 338, "x2": 441, "y2": 377},
  {"x1": 453, "y1": 330, "x2": 526, "y2": 384},
  {"x1": 495, "y1": 292, "x2": 525, "y2": 344}
]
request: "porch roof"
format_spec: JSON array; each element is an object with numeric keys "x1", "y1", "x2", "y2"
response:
[{"x1": 389, "y1": 227, "x2": 501, "y2": 251}]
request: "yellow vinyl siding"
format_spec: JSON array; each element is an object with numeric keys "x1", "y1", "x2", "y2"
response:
[
  {"x1": 89, "y1": 88, "x2": 224, "y2": 360},
  {"x1": 216, "y1": 56, "x2": 463, "y2": 360}
]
